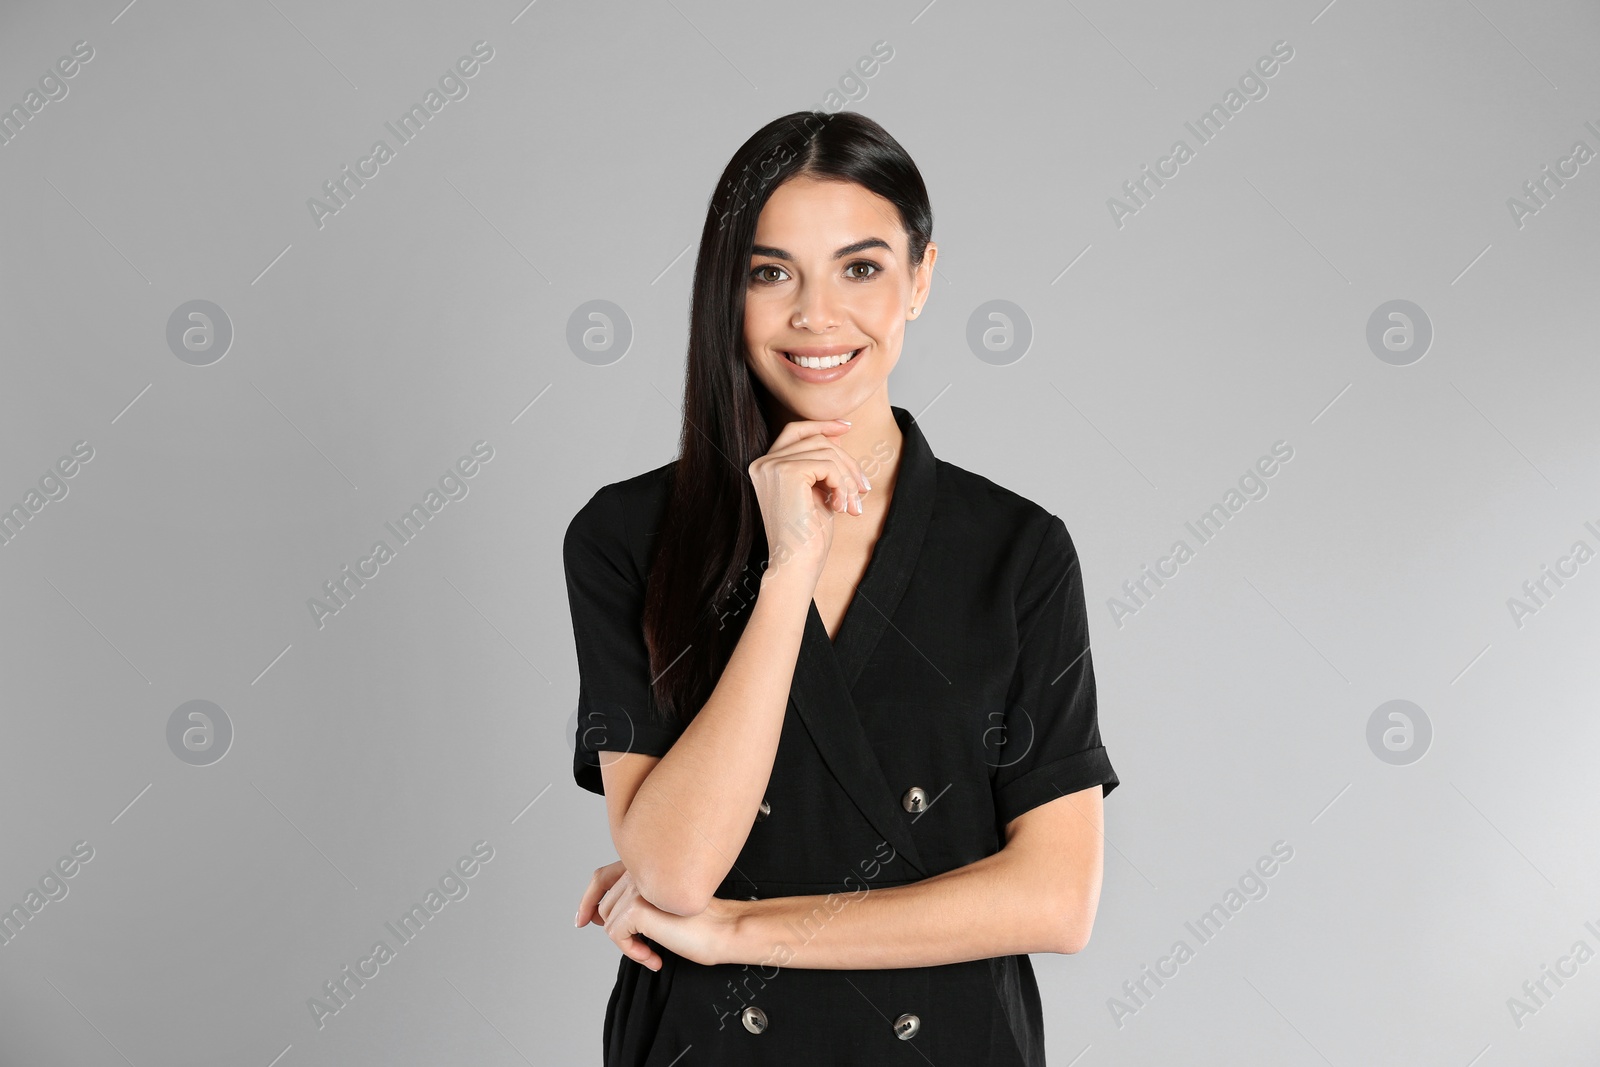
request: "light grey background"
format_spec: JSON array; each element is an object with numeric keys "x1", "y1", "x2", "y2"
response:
[{"x1": 2, "y1": 0, "x2": 1597, "y2": 1064}]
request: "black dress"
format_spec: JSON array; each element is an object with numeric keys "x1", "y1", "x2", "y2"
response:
[{"x1": 565, "y1": 404, "x2": 1119, "y2": 1066}]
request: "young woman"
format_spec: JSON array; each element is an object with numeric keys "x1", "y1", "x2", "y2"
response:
[{"x1": 565, "y1": 110, "x2": 1119, "y2": 1066}]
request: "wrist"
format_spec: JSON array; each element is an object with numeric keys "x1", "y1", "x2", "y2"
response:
[
  {"x1": 757, "y1": 564, "x2": 818, "y2": 604},
  {"x1": 714, "y1": 897, "x2": 755, "y2": 966}
]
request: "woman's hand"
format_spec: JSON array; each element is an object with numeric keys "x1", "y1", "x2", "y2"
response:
[
  {"x1": 576, "y1": 861, "x2": 642, "y2": 950},
  {"x1": 747, "y1": 418, "x2": 872, "y2": 580},
  {"x1": 576, "y1": 860, "x2": 742, "y2": 971}
]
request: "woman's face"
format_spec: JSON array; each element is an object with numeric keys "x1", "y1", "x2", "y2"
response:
[{"x1": 741, "y1": 175, "x2": 935, "y2": 424}]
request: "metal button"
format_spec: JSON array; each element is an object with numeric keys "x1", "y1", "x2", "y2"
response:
[
  {"x1": 893, "y1": 1013, "x2": 920, "y2": 1040},
  {"x1": 756, "y1": 799, "x2": 771, "y2": 822},
  {"x1": 902, "y1": 786, "x2": 928, "y2": 814},
  {"x1": 741, "y1": 1005, "x2": 768, "y2": 1034},
  {"x1": 747, "y1": 894, "x2": 759, "y2": 901}
]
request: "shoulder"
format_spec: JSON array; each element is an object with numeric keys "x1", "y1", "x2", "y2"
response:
[
  {"x1": 931, "y1": 457, "x2": 1074, "y2": 562},
  {"x1": 570, "y1": 459, "x2": 675, "y2": 523},
  {"x1": 928, "y1": 458, "x2": 1083, "y2": 621},
  {"x1": 564, "y1": 460, "x2": 676, "y2": 575}
]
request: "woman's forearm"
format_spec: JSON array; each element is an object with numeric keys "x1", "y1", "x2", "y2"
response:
[
  {"x1": 613, "y1": 568, "x2": 815, "y2": 916},
  {"x1": 720, "y1": 847, "x2": 1078, "y2": 969}
]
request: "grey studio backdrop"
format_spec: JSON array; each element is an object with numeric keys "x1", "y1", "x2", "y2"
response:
[{"x1": 0, "y1": 0, "x2": 1596, "y2": 1064}]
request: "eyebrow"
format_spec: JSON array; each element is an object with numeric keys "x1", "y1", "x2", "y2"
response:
[{"x1": 749, "y1": 237, "x2": 892, "y2": 262}]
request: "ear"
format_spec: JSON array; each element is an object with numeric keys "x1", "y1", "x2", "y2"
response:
[{"x1": 910, "y1": 241, "x2": 937, "y2": 317}]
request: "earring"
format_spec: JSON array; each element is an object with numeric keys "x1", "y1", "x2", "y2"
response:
[{"x1": 910, "y1": 306, "x2": 919, "y2": 316}]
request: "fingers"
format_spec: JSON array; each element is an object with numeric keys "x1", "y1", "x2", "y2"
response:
[
  {"x1": 775, "y1": 449, "x2": 852, "y2": 516},
  {"x1": 597, "y1": 864, "x2": 639, "y2": 926},
  {"x1": 776, "y1": 448, "x2": 867, "y2": 518},
  {"x1": 575, "y1": 864, "x2": 662, "y2": 971},
  {"x1": 576, "y1": 861, "x2": 626, "y2": 928},
  {"x1": 768, "y1": 418, "x2": 852, "y2": 452},
  {"x1": 812, "y1": 456, "x2": 864, "y2": 517},
  {"x1": 616, "y1": 931, "x2": 663, "y2": 972},
  {"x1": 596, "y1": 875, "x2": 623, "y2": 926},
  {"x1": 762, "y1": 422, "x2": 873, "y2": 510},
  {"x1": 592, "y1": 876, "x2": 665, "y2": 972}
]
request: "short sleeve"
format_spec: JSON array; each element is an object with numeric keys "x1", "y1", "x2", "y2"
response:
[
  {"x1": 563, "y1": 484, "x2": 686, "y2": 797},
  {"x1": 990, "y1": 513, "x2": 1118, "y2": 828}
]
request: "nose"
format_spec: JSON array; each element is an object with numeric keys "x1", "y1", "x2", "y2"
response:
[{"x1": 791, "y1": 282, "x2": 839, "y2": 330}]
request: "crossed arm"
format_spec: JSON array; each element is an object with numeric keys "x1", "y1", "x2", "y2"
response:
[{"x1": 576, "y1": 768, "x2": 1108, "y2": 970}]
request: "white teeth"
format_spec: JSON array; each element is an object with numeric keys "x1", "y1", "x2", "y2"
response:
[{"x1": 785, "y1": 348, "x2": 859, "y2": 369}]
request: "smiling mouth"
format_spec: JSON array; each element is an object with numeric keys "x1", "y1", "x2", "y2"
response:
[{"x1": 783, "y1": 348, "x2": 861, "y2": 369}]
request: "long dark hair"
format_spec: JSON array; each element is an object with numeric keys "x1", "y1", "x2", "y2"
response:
[{"x1": 642, "y1": 110, "x2": 933, "y2": 728}]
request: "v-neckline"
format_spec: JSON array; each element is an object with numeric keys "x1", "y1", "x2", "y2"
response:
[
  {"x1": 783, "y1": 402, "x2": 939, "y2": 877},
  {"x1": 819, "y1": 441, "x2": 906, "y2": 649},
  {"x1": 816, "y1": 494, "x2": 898, "y2": 650},
  {"x1": 804, "y1": 403, "x2": 936, "y2": 689}
]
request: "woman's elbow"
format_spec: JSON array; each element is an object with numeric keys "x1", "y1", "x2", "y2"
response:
[
  {"x1": 1051, "y1": 896, "x2": 1101, "y2": 955},
  {"x1": 1053, "y1": 919, "x2": 1091, "y2": 955},
  {"x1": 644, "y1": 884, "x2": 713, "y2": 917},
  {"x1": 1038, "y1": 878, "x2": 1099, "y2": 954},
  {"x1": 614, "y1": 836, "x2": 717, "y2": 916},
  {"x1": 634, "y1": 867, "x2": 715, "y2": 916}
]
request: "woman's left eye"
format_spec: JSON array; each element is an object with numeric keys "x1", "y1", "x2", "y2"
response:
[{"x1": 749, "y1": 261, "x2": 880, "y2": 284}]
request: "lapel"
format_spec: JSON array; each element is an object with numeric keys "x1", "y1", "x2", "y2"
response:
[{"x1": 784, "y1": 404, "x2": 938, "y2": 878}]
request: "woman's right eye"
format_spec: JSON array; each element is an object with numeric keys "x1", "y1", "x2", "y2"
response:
[{"x1": 750, "y1": 265, "x2": 788, "y2": 285}]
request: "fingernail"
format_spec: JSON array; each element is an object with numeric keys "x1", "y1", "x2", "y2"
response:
[
  {"x1": 837, "y1": 419, "x2": 852, "y2": 426},
  {"x1": 862, "y1": 474, "x2": 872, "y2": 490},
  {"x1": 574, "y1": 910, "x2": 582, "y2": 927}
]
